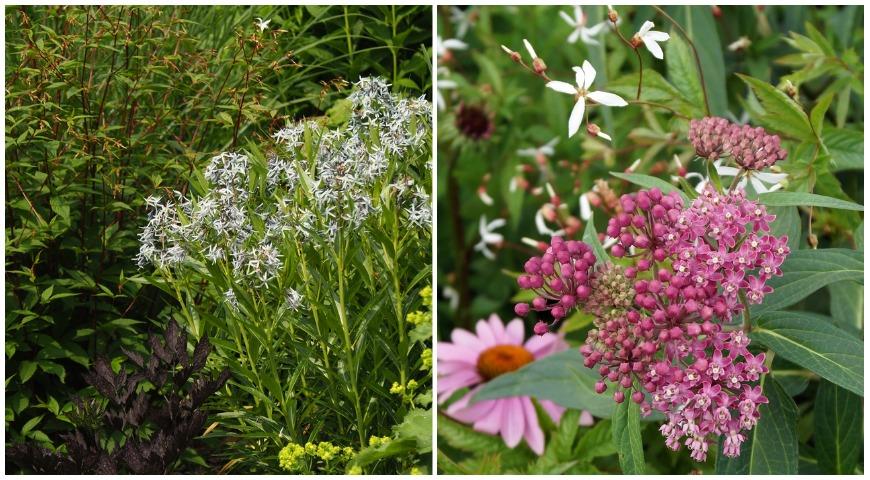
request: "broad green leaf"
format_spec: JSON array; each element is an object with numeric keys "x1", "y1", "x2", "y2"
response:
[
  {"x1": 824, "y1": 128, "x2": 864, "y2": 172},
  {"x1": 752, "y1": 249, "x2": 863, "y2": 315},
  {"x1": 814, "y1": 380, "x2": 862, "y2": 474},
  {"x1": 395, "y1": 408, "x2": 432, "y2": 453},
  {"x1": 612, "y1": 395, "x2": 644, "y2": 474},
  {"x1": 668, "y1": 5, "x2": 727, "y2": 115},
  {"x1": 609, "y1": 172, "x2": 688, "y2": 203},
  {"x1": 750, "y1": 311, "x2": 863, "y2": 395},
  {"x1": 576, "y1": 418, "x2": 617, "y2": 461},
  {"x1": 472, "y1": 350, "x2": 615, "y2": 418},
  {"x1": 608, "y1": 70, "x2": 702, "y2": 118},
  {"x1": 758, "y1": 191, "x2": 863, "y2": 211},
  {"x1": 828, "y1": 281, "x2": 863, "y2": 334},
  {"x1": 21, "y1": 414, "x2": 44, "y2": 436},
  {"x1": 19, "y1": 361, "x2": 38, "y2": 383},
  {"x1": 581, "y1": 218, "x2": 608, "y2": 264},
  {"x1": 665, "y1": 29, "x2": 704, "y2": 112},
  {"x1": 716, "y1": 378, "x2": 798, "y2": 474},
  {"x1": 767, "y1": 205, "x2": 801, "y2": 252},
  {"x1": 737, "y1": 73, "x2": 814, "y2": 140}
]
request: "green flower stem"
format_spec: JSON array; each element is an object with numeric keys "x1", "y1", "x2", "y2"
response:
[
  {"x1": 391, "y1": 206, "x2": 409, "y2": 388},
  {"x1": 335, "y1": 235, "x2": 366, "y2": 448}
]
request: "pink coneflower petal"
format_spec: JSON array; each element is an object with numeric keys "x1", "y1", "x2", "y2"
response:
[
  {"x1": 486, "y1": 314, "x2": 508, "y2": 343},
  {"x1": 501, "y1": 398, "x2": 525, "y2": 448},
  {"x1": 524, "y1": 333, "x2": 567, "y2": 359},
  {"x1": 475, "y1": 319, "x2": 498, "y2": 347},
  {"x1": 505, "y1": 318, "x2": 525, "y2": 345},
  {"x1": 448, "y1": 389, "x2": 492, "y2": 420},
  {"x1": 436, "y1": 342, "x2": 477, "y2": 364},
  {"x1": 522, "y1": 397, "x2": 545, "y2": 455},
  {"x1": 580, "y1": 410, "x2": 595, "y2": 426},
  {"x1": 541, "y1": 399, "x2": 566, "y2": 424},
  {"x1": 474, "y1": 399, "x2": 506, "y2": 435},
  {"x1": 439, "y1": 359, "x2": 474, "y2": 376},
  {"x1": 451, "y1": 328, "x2": 485, "y2": 353},
  {"x1": 437, "y1": 369, "x2": 481, "y2": 399}
]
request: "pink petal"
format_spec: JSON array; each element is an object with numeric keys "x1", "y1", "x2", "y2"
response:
[
  {"x1": 449, "y1": 390, "x2": 496, "y2": 423},
  {"x1": 500, "y1": 397, "x2": 525, "y2": 448},
  {"x1": 475, "y1": 318, "x2": 497, "y2": 347},
  {"x1": 437, "y1": 369, "x2": 481, "y2": 401},
  {"x1": 504, "y1": 318, "x2": 525, "y2": 345},
  {"x1": 439, "y1": 359, "x2": 475, "y2": 376},
  {"x1": 437, "y1": 342, "x2": 478, "y2": 364},
  {"x1": 580, "y1": 410, "x2": 595, "y2": 426},
  {"x1": 525, "y1": 333, "x2": 568, "y2": 359},
  {"x1": 541, "y1": 399, "x2": 566, "y2": 424},
  {"x1": 487, "y1": 314, "x2": 507, "y2": 343},
  {"x1": 473, "y1": 398, "x2": 506, "y2": 435},
  {"x1": 451, "y1": 329, "x2": 484, "y2": 353},
  {"x1": 522, "y1": 397, "x2": 546, "y2": 455}
]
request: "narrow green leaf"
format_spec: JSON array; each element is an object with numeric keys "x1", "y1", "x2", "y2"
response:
[
  {"x1": 582, "y1": 219, "x2": 608, "y2": 264},
  {"x1": 472, "y1": 350, "x2": 615, "y2": 418},
  {"x1": 814, "y1": 380, "x2": 862, "y2": 474},
  {"x1": 21, "y1": 414, "x2": 44, "y2": 436},
  {"x1": 758, "y1": 191, "x2": 863, "y2": 211},
  {"x1": 810, "y1": 90, "x2": 834, "y2": 135},
  {"x1": 19, "y1": 360, "x2": 38, "y2": 383},
  {"x1": 612, "y1": 396, "x2": 644, "y2": 474},
  {"x1": 609, "y1": 172, "x2": 688, "y2": 203},
  {"x1": 828, "y1": 281, "x2": 863, "y2": 334},
  {"x1": 737, "y1": 73, "x2": 814, "y2": 140},
  {"x1": 752, "y1": 249, "x2": 863, "y2": 315},
  {"x1": 608, "y1": 70, "x2": 703, "y2": 118},
  {"x1": 750, "y1": 311, "x2": 863, "y2": 395},
  {"x1": 716, "y1": 378, "x2": 798, "y2": 474}
]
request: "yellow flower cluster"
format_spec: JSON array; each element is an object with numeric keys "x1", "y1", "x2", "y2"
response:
[
  {"x1": 406, "y1": 310, "x2": 431, "y2": 325},
  {"x1": 420, "y1": 285, "x2": 432, "y2": 307},
  {"x1": 390, "y1": 379, "x2": 419, "y2": 396},
  {"x1": 410, "y1": 466, "x2": 424, "y2": 475},
  {"x1": 369, "y1": 435, "x2": 392, "y2": 447},
  {"x1": 278, "y1": 443, "x2": 306, "y2": 471},
  {"x1": 347, "y1": 465, "x2": 363, "y2": 475},
  {"x1": 421, "y1": 348, "x2": 432, "y2": 370},
  {"x1": 279, "y1": 441, "x2": 356, "y2": 472}
]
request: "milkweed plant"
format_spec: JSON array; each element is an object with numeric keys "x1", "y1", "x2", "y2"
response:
[
  {"x1": 437, "y1": 5, "x2": 863, "y2": 475},
  {"x1": 137, "y1": 77, "x2": 433, "y2": 474}
]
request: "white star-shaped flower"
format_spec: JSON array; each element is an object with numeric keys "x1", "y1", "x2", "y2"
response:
[
  {"x1": 474, "y1": 216, "x2": 506, "y2": 260},
  {"x1": 254, "y1": 17, "x2": 271, "y2": 32},
  {"x1": 436, "y1": 67, "x2": 456, "y2": 111},
  {"x1": 634, "y1": 21, "x2": 670, "y2": 60},
  {"x1": 559, "y1": 6, "x2": 607, "y2": 45},
  {"x1": 516, "y1": 137, "x2": 559, "y2": 158},
  {"x1": 450, "y1": 7, "x2": 475, "y2": 39},
  {"x1": 436, "y1": 36, "x2": 468, "y2": 60},
  {"x1": 545, "y1": 60, "x2": 627, "y2": 138}
]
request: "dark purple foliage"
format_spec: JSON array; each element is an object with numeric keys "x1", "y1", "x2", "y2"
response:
[{"x1": 6, "y1": 320, "x2": 230, "y2": 474}]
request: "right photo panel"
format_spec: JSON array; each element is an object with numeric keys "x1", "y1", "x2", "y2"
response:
[{"x1": 436, "y1": 5, "x2": 864, "y2": 475}]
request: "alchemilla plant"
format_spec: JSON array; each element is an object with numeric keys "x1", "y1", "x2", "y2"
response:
[{"x1": 437, "y1": 5, "x2": 862, "y2": 475}]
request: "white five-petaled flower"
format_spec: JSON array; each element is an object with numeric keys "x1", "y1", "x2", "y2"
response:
[
  {"x1": 559, "y1": 5, "x2": 607, "y2": 45},
  {"x1": 545, "y1": 60, "x2": 627, "y2": 138},
  {"x1": 436, "y1": 36, "x2": 468, "y2": 59},
  {"x1": 254, "y1": 17, "x2": 271, "y2": 32},
  {"x1": 516, "y1": 137, "x2": 559, "y2": 158},
  {"x1": 436, "y1": 66, "x2": 456, "y2": 111},
  {"x1": 474, "y1": 216, "x2": 507, "y2": 260},
  {"x1": 449, "y1": 6, "x2": 475, "y2": 38},
  {"x1": 633, "y1": 21, "x2": 670, "y2": 60},
  {"x1": 679, "y1": 160, "x2": 788, "y2": 194}
]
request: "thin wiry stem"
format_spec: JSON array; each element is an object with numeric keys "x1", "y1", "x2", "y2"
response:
[{"x1": 652, "y1": 5, "x2": 711, "y2": 115}]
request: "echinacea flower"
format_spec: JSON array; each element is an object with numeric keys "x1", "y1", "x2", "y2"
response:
[
  {"x1": 438, "y1": 315, "x2": 591, "y2": 454},
  {"x1": 632, "y1": 21, "x2": 670, "y2": 60},
  {"x1": 474, "y1": 216, "x2": 506, "y2": 260},
  {"x1": 559, "y1": 5, "x2": 607, "y2": 45},
  {"x1": 546, "y1": 61, "x2": 627, "y2": 138}
]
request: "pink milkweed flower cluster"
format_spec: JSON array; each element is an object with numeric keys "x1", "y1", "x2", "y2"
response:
[
  {"x1": 688, "y1": 117, "x2": 787, "y2": 170},
  {"x1": 513, "y1": 184, "x2": 790, "y2": 462},
  {"x1": 514, "y1": 237, "x2": 598, "y2": 335}
]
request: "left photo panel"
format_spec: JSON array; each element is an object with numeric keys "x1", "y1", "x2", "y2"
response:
[{"x1": 5, "y1": 5, "x2": 433, "y2": 475}]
